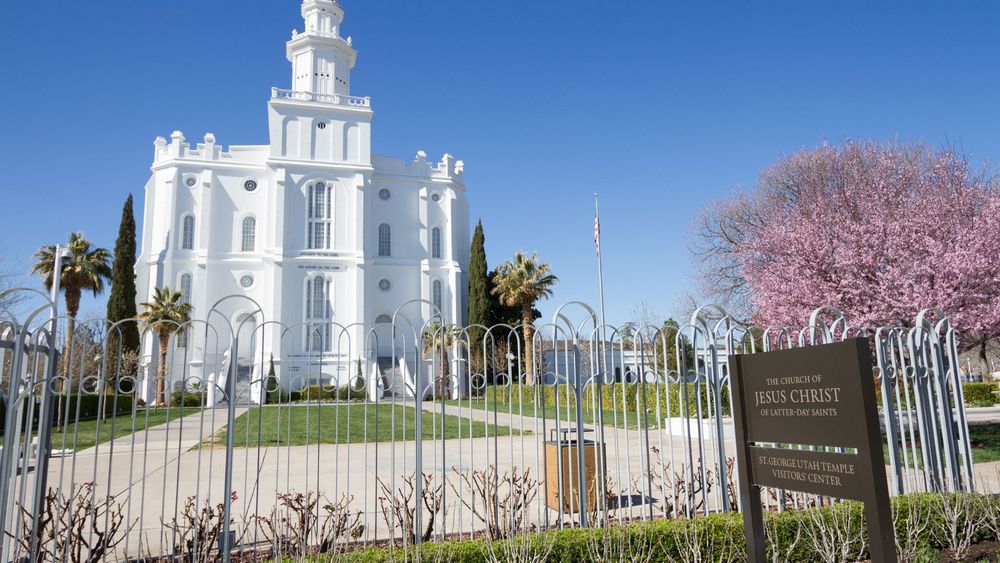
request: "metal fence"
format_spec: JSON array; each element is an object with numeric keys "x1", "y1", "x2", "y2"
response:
[{"x1": 0, "y1": 288, "x2": 974, "y2": 561}]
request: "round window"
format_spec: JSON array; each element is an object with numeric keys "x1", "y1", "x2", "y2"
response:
[
  {"x1": 431, "y1": 193, "x2": 441, "y2": 202},
  {"x1": 378, "y1": 188, "x2": 391, "y2": 200},
  {"x1": 239, "y1": 275, "x2": 254, "y2": 288},
  {"x1": 185, "y1": 177, "x2": 197, "y2": 187},
  {"x1": 378, "y1": 279, "x2": 391, "y2": 292},
  {"x1": 317, "y1": 122, "x2": 327, "y2": 130},
  {"x1": 244, "y1": 179, "x2": 258, "y2": 192}
]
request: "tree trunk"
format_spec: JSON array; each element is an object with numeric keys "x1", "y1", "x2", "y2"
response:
[
  {"x1": 521, "y1": 302, "x2": 534, "y2": 385},
  {"x1": 60, "y1": 287, "x2": 82, "y2": 391},
  {"x1": 441, "y1": 348, "x2": 451, "y2": 399},
  {"x1": 157, "y1": 332, "x2": 169, "y2": 406},
  {"x1": 981, "y1": 339, "x2": 991, "y2": 378}
]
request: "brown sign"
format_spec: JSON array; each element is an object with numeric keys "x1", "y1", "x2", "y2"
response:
[
  {"x1": 750, "y1": 447, "x2": 864, "y2": 500},
  {"x1": 737, "y1": 340, "x2": 870, "y2": 448},
  {"x1": 729, "y1": 338, "x2": 896, "y2": 563}
]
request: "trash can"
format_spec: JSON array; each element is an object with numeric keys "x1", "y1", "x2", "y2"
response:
[{"x1": 544, "y1": 428, "x2": 604, "y2": 513}]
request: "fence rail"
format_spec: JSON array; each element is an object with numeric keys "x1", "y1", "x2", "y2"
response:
[{"x1": 0, "y1": 289, "x2": 974, "y2": 561}]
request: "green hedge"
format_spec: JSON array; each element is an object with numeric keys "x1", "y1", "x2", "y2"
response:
[
  {"x1": 169, "y1": 389, "x2": 205, "y2": 408},
  {"x1": 484, "y1": 383, "x2": 731, "y2": 418},
  {"x1": 843, "y1": 381, "x2": 994, "y2": 410},
  {"x1": 487, "y1": 381, "x2": 993, "y2": 417},
  {"x1": 0, "y1": 394, "x2": 134, "y2": 434},
  {"x1": 261, "y1": 384, "x2": 365, "y2": 405},
  {"x1": 273, "y1": 390, "x2": 303, "y2": 403},
  {"x1": 962, "y1": 382, "x2": 998, "y2": 407},
  {"x1": 54, "y1": 394, "x2": 134, "y2": 424},
  {"x1": 298, "y1": 492, "x2": 996, "y2": 562},
  {"x1": 298, "y1": 384, "x2": 366, "y2": 402}
]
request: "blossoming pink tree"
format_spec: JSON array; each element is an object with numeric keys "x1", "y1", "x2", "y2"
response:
[{"x1": 733, "y1": 142, "x2": 1000, "y2": 363}]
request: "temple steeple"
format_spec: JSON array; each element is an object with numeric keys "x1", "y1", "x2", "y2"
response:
[{"x1": 286, "y1": 0, "x2": 357, "y2": 96}]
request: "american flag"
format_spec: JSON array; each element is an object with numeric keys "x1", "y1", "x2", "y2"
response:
[{"x1": 594, "y1": 214, "x2": 601, "y2": 256}]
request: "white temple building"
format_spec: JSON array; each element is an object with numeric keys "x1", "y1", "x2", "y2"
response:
[{"x1": 135, "y1": 0, "x2": 469, "y2": 401}]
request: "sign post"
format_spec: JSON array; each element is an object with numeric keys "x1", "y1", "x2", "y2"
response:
[{"x1": 729, "y1": 338, "x2": 896, "y2": 563}]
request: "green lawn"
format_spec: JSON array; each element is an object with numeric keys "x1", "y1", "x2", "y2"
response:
[
  {"x1": 214, "y1": 404, "x2": 518, "y2": 447},
  {"x1": 443, "y1": 397, "x2": 658, "y2": 430},
  {"x1": 48, "y1": 407, "x2": 198, "y2": 451},
  {"x1": 883, "y1": 423, "x2": 1000, "y2": 465},
  {"x1": 968, "y1": 423, "x2": 1000, "y2": 463}
]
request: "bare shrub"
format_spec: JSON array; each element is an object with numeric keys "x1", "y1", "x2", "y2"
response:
[
  {"x1": 979, "y1": 492, "x2": 1000, "y2": 550},
  {"x1": 648, "y1": 449, "x2": 737, "y2": 517},
  {"x1": 377, "y1": 473, "x2": 444, "y2": 545},
  {"x1": 763, "y1": 512, "x2": 803, "y2": 563},
  {"x1": 648, "y1": 452, "x2": 704, "y2": 517},
  {"x1": 763, "y1": 487, "x2": 817, "y2": 512},
  {"x1": 934, "y1": 493, "x2": 985, "y2": 561},
  {"x1": 892, "y1": 497, "x2": 932, "y2": 562},
  {"x1": 161, "y1": 491, "x2": 237, "y2": 563},
  {"x1": 586, "y1": 522, "x2": 655, "y2": 563},
  {"x1": 668, "y1": 517, "x2": 745, "y2": 563},
  {"x1": 480, "y1": 529, "x2": 555, "y2": 563},
  {"x1": 585, "y1": 476, "x2": 627, "y2": 527},
  {"x1": 802, "y1": 503, "x2": 867, "y2": 563},
  {"x1": 448, "y1": 465, "x2": 539, "y2": 539},
  {"x1": 255, "y1": 491, "x2": 363, "y2": 558},
  {"x1": 384, "y1": 539, "x2": 457, "y2": 563},
  {"x1": 12, "y1": 482, "x2": 133, "y2": 563},
  {"x1": 717, "y1": 457, "x2": 739, "y2": 512}
]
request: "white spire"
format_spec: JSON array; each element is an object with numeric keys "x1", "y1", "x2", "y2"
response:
[
  {"x1": 286, "y1": 0, "x2": 356, "y2": 96},
  {"x1": 300, "y1": 0, "x2": 344, "y2": 37}
]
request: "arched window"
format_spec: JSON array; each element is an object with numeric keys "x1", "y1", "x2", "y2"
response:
[
  {"x1": 431, "y1": 227, "x2": 441, "y2": 259},
  {"x1": 378, "y1": 223, "x2": 391, "y2": 257},
  {"x1": 241, "y1": 217, "x2": 256, "y2": 252},
  {"x1": 181, "y1": 215, "x2": 195, "y2": 250},
  {"x1": 311, "y1": 277, "x2": 327, "y2": 319},
  {"x1": 177, "y1": 273, "x2": 192, "y2": 347},
  {"x1": 375, "y1": 314, "x2": 392, "y2": 324},
  {"x1": 305, "y1": 276, "x2": 331, "y2": 352},
  {"x1": 179, "y1": 274, "x2": 192, "y2": 304},
  {"x1": 307, "y1": 182, "x2": 332, "y2": 249},
  {"x1": 432, "y1": 280, "x2": 443, "y2": 312}
]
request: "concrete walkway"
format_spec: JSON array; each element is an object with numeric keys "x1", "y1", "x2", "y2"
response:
[{"x1": 966, "y1": 406, "x2": 1000, "y2": 425}]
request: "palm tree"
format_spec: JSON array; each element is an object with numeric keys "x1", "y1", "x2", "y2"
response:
[
  {"x1": 491, "y1": 252, "x2": 557, "y2": 384},
  {"x1": 138, "y1": 287, "x2": 192, "y2": 406},
  {"x1": 421, "y1": 323, "x2": 461, "y2": 398},
  {"x1": 32, "y1": 232, "x2": 112, "y2": 381}
]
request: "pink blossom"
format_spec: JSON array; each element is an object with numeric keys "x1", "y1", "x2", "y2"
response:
[{"x1": 738, "y1": 142, "x2": 1000, "y2": 353}]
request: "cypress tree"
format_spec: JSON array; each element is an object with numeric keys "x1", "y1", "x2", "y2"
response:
[
  {"x1": 106, "y1": 194, "x2": 140, "y2": 355},
  {"x1": 467, "y1": 220, "x2": 489, "y2": 373},
  {"x1": 265, "y1": 354, "x2": 279, "y2": 404}
]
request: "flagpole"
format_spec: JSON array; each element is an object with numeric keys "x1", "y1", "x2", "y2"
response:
[
  {"x1": 594, "y1": 193, "x2": 608, "y2": 337},
  {"x1": 593, "y1": 193, "x2": 609, "y2": 526}
]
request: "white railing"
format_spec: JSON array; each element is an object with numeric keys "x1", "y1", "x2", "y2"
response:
[
  {"x1": 291, "y1": 30, "x2": 353, "y2": 45},
  {"x1": 271, "y1": 87, "x2": 371, "y2": 108}
]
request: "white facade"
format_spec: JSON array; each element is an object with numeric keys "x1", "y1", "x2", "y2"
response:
[{"x1": 136, "y1": 0, "x2": 469, "y2": 396}]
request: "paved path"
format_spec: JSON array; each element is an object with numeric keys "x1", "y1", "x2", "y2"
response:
[{"x1": 966, "y1": 406, "x2": 1000, "y2": 425}]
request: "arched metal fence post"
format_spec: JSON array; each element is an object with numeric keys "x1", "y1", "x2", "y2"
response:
[{"x1": 220, "y1": 333, "x2": 239, "y2": 561}]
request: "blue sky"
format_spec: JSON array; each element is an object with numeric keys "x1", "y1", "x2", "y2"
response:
[{"x1": 1, "y1": 1, "x2": 998, "y2": 325}]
